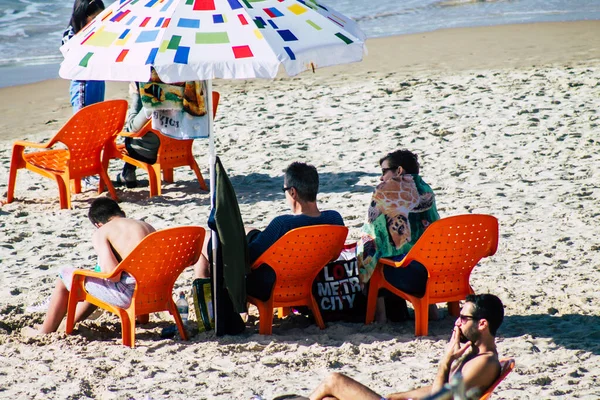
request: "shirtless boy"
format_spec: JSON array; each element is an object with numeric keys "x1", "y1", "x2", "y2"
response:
[
  {"x1": 27, "y1": 197, "x2": 155, "y2": 335},
  {"x1": 309, "y1": 294, "x2": 505, "y2": 400}
]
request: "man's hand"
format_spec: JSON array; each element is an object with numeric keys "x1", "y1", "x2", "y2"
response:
[
  {"x1": 443, "y1": 326, "x2": 473, "y2": 365},
  {"x1": 431, "y1": 326, "x2": 473, "y2": 393}
]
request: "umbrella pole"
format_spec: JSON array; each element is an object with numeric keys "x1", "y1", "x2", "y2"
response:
[{"x1": 207, "y1": 78, "x2": 219, "y2": 333}]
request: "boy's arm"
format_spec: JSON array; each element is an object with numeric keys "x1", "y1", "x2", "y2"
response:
[
  {"x1": 431, "y1": 327, "x2": 472, "y2": 393},
  {"x1": 92, "y1": 228, "x2": 121, "y2": 281}
]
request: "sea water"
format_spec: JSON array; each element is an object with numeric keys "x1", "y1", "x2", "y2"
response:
[{"x1": 0, "y1": 0, "x2": 598, "y2": 88}]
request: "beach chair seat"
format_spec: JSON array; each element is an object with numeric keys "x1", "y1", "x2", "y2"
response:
[
  {"x1": 6, "y1": 100, "x2": 127, "y2": 209},
  {"x1": 480, "y1": 358, "x2": 515, "y2": 400},
  {"x1": 101, "y1": 92, "x2": 220, "y2": 197},
  {"x1": 247, "y1": 225, "x2": 348, "y2": 335},
  {"x1": 65, "y1": 226, "x2": 205, "y2": 348},
  {"x1": 365, "y1": 214, "x2": 499, "y2": 336}
]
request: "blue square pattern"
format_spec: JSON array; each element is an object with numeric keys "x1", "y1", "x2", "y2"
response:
[
  {"x1": 277, "y1": 29, "x2": 298, "y2": 42},
  {"x1": 213, "y1": 14, "x2": 224, "y2": 24},
  {"x1": 178, "y1": 18, "x2": 200, "y2": 29},
  {"x1": 136, "y1": 30, "x2": 160, "y2": 43}
]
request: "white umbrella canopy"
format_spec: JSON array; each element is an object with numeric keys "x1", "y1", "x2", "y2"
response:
[{"x1": 59, "y1": 0, "x2": 366, "y2": 83}]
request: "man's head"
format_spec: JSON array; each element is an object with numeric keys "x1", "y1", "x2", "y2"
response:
[
  {"x1": 379, "y1": 149, "x2": 420, "y2": 182},
  {"x1": 88, "y1": 197, "x2": 125, "y2": 226},
  {"x1": 457, "y1": 294, "x2": 504, "y2": 343},
  {"x1": 283, "y1": 162, "x2": 319, "y2": 203}
]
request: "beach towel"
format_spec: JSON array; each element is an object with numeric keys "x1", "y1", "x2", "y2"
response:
[{"x1": 357, "y1": 174, "x2": 439, "y2": 283}]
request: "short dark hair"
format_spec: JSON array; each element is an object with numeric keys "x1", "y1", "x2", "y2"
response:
[
  {"x1": 284, "y1": 162, "x2": 319, "y2": 202},
  {"x1": 70, "y1": 0, "x2": 105, "y2": 33},
  {"x1": 466, "y1": 294, "x2": 505, "y2": 336},
  {"x1": 379, "y1": 149, "x2": 420, "y2": 174},
  {"x1": 88, "y1": 197, "x2": 125, "y2": 225}
]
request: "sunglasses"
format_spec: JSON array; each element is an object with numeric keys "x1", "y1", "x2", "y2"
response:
[
  {"x1": 282, "y1": 185, "x2": 294, "y2": 193},
  {"x1": 381, "y1": 167, "x2": 396, "y2": 175},
  {"x1": 458, "y1": 314, "x2": 478, "y2": 324}
]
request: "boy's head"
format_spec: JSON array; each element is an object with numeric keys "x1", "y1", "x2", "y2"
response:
[
  {"x1": 88, "y1": 197, "x2": 125, "y2": 226},
  {"x1": 284, "y1": 162, "x2": 319, "y2": 202}
]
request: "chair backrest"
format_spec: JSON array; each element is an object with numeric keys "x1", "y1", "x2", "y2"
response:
[
  {"x1": 155, "y1": 91, "x2": 220, "y2": 162},
  {"x1": 115, "y1": 226, "x2": 205, "y2": 313},
  {"x1": 56, "y1": 100, "x2": 127, "y2": 176},
  {"x1": 404, "y1": 214, "x2": 499, "y2": 302},
  {"x1": 479, "y1": 358, "x2": 515, "y2": 400},
  {"x1": 253, "y1": 225, "x2": 348, "y2": 303}
]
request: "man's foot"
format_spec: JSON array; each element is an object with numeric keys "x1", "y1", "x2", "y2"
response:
[{"x1": 115, "y1": 172, "x2": 138, "y2": 189}]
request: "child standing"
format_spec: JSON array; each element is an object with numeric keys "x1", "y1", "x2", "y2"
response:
[{"x1": 62, "y1": 0, "x2": 106, "y2": 113}]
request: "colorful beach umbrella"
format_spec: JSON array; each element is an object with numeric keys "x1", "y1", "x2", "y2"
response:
[
  {"x1": 59, "y1": 0, "x2": 366, "y2": 82},
  {"x1": 59, "y1": 0, "x2": 366, "y2": 335}
]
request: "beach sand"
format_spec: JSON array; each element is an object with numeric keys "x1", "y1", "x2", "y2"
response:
[{"x1": 1, "y1": 20, "x2": 600, "y2": 399}]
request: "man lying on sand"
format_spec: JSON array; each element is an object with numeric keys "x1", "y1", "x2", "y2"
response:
[
  {"x1": 308, "y1": 294, "x2": 505, "y2": 400},
  {"x1": 23, "y1": 197, "x2": 155, "y2": 336}
]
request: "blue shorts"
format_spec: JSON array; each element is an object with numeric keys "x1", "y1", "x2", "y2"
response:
[{"x1": 70, "y1": 80, "x2": 105, "y2": 113}]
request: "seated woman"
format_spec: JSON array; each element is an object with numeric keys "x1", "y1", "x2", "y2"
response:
[{"x1": 357, "y1": 149, "x2": 439, "y2": 322}]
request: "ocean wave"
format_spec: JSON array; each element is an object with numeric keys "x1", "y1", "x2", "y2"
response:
[
  {"x1": 0, "y1": 54, "x2": 63, "y2": 68},
  {"x1": 435, "y1": 0, "x2": 509, "y2": 7}
]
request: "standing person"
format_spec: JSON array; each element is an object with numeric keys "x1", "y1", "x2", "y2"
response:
[
  {"x1": 23, "y1": 197, "x2": 155, "y2": 335},
  {"x1": 62, "y1": 0, "x2": 106, "y2": 113},
  {"x1": 357, "y1": 149, "x2": 440, "y2": 322},
  {"x1": 115, "y1": 82, "x2": 159, "y2": 188},
  {"x1": 308, "y1": 294, "x2": 505, "y2": 400}
]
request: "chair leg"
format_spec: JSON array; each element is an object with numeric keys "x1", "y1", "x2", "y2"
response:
[
  {"x1": 149, "y1": 164, "x2": 161, "y2": 197},
  {"x1": 309, "y1": 296, "x2": 326, "y2": 330},
  {"x1": 57, "y1": 176, "x2": 71, "y2": 210},
  {"x1": 120, "y1": 308, "x2": 135, "y2": 348},
  {"x1": 72, "y1": 179, "x2": 82, "y2": 194},
  {"x1": 99, "y1": 168, "x2": 119, "y2": 202},
  {"x1": 190, "y1": 158, "x2": 208, "y2": 191},
  {"x1": 169, "y1": 300, "x2": 188, "y2": 341},
  {"x1": 163, "y1": 168, "x2": 174, "y2": 183},
  {"x1": 447, "y1": 301, "x2": 460, "y2": 317},
  {"x1": 365, "y1": 267, "x2": 382, "y2": 324},
  {"x1": 414, "y1": 299, "x2": 429, "y2": 336},
  {"x1": 7, "y1": 145, "x2": 25, "y2": 203}
]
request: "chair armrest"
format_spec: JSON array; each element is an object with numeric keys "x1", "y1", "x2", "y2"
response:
[
  {"x1": 118, "y1": 130, "x2": 145, "y2": 138},
  {"x1": 13, "y1": 140, "x2": 53, "y2": 149},
  {"x1": 72, "y1": 268, "x2": 120, "y2": 280},
  {"x1": 379, "y1": 256, "x2": 410, "y2": 268}
]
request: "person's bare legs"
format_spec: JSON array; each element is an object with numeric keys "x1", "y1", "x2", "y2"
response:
[
  {"x1": 309, "y1": 373, "x2": 382, "y2": 400},
  {"x1": 193, "y1": 234, "x2": 211, "y2": 279},
  {"x1": 38, "y1": 279, "x2": 98, "y2": 334}
]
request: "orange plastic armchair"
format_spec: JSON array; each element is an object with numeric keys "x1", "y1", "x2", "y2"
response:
[
  {"x1": 480, "y1": 358, "x2": 515, "y2": 400},
  {"x1": 6, "y1": 100, "x2": 127, "y2": 209},
  {"x1": 246, "y1": 225, "x2": 348, "y2": 335},
  {"x1": 102, "y1": 92, "x2": 220, "y2": 197},
  {"x1": 65, "y1": 226, "x2": 205, "y2": 347},
  {"x1": 365, "y1": 214, "x2": 499, "y2": 336}
]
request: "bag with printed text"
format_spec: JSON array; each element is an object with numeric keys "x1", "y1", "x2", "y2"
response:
[{"x1": 311, "y1": 242, "x2": 366, "y2": 322}]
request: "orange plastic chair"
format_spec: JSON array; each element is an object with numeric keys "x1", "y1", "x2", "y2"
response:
[
  {"x1": 246, "y1": 225, "x2": 348, "y2": 335},
  {"x1": 101, "y1": 92, "x2": 220, "y2": 197},
  {"x1": 365, "y1": 214, "x2": 499, "y2": 336},
  {"x1": 480, "y1": 358, "x2": 515, "y2": 400},
  {"x1": 6, "y1": 100, "x2": 127, "y2": 209},
  {"x1": 65, "y1": 226, "x2": 205, "y2": 347}
]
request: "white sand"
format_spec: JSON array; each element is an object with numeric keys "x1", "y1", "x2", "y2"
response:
[{"x1": 1, "y1": 21, "x2": 600, "y2": 399}]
